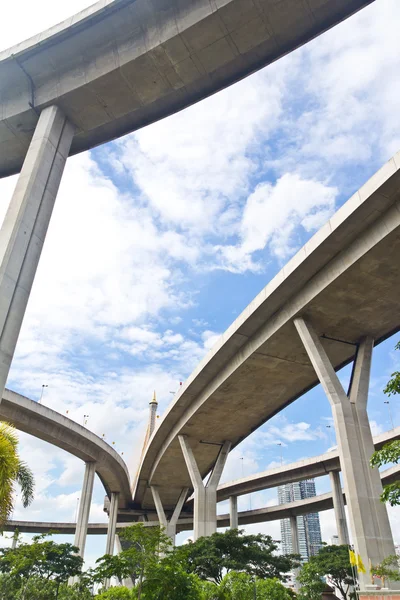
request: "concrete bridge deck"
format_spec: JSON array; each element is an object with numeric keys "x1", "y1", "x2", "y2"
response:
[
  {"x1": 0, "y1": 0, "x2": 374, "y2": 177},
  {"x1": 5, "y1": 464, "x2": 398, "y2": 536},
  {"x1": 135, "y1": 153, "x2": 400, "y2": 511},
  {"x1": 0, "y1": 388, "x2": 132, "y2": 508}
]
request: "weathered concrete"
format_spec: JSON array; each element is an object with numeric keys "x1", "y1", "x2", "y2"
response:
[
  {"x1": 115, "y1": 535, "x2": 134, "y2": 589},
  {"x1": 290, "y1": 515, "x2": 300, "y2": 591},
  {"x1": 0, "y1": 0, "x2": 375, "y2": 178},
  {"x1": 151, "y1": 485, "x2": 188, "y2": 542},
  {"x1": 179, "y1": 436, "x2": 230, "y2": 539},
  {"x1": 229, "y1": 495, "x2": 238, "y2": 529},
  {"x1": 329, "y1": 470, "x2": 349, "y2": 545},
  {"x1": 0, "y1": 388, "x2": 131, "y2": 507},
  {"x1": 136, "y1": 155, "x2": 400, "y2": 512},
  {"x1": 74, "y1": 462, "x2": 96, "y2": 557},
  {"x1": 294, "y1": 318, "x2": 397, "y2": 591},
  {"x1": 0, "y1": 106, "x2": 73, "y2": 400}
]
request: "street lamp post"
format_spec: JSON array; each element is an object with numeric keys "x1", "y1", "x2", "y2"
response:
[
  {"x1": 277, "y1": 442, "x2": 283, "y2": 466},
  {"x1": 384, "y1": 400, "x2": 395, "y2": 430},
  {"x1": 39, "y1": 384, "x2": 48, "y2": 403},
  {"x1": 326, "y1": 424, "x2": 334, "y2": 448}
]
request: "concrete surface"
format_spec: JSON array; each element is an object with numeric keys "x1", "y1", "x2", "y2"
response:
[
  {"x1": 0, "y1": 106, "x2": 74, "y2": 400},
  {"x1": 294, "y1": 321, "x2": 397, "y2": 590},
  {"x1": 135, "y1": 154, "x2": 400, "y2": 512},
  {"x1": 217, "y1": 428, "x2": 400, "y2": 501},
  {"x1": 74, "y1": 462, "x2": 96, "y2": 556},
  {"x1": 0, "y1": 388, "x2": 131, "y2": 507},
  {"x1": 5, "y1": 462, "x2": 399, "y2": 536},
  {"x1": 0, "y1": 0, "x2": 374, "y2": 178}
]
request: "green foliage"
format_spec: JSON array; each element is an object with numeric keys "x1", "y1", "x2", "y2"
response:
[
  {"x1": 174, "y1": 528, "x2": 298, "y2": 584},
  {"x1": 95, "y1": 587, "x2": 134, "y2": 599},
  {"x1": 371, "y1": 554, "x2": 400, "y2": 587},
  {"x1": 0, "y1": 533, "x2": 83, "y2": 598},
  {"x1": 370, "y1": 341, "x2": 400, "y2": 505},
  {"x1": 0, "y1": 422, "x2": 35, "y2": 525},
  {"x1": 218, "y1": 572, "x2": 293, "y2": 600},
  {"x1": 298, "y1": 544, "x2": 354, "y2": 600},
  {"x1": 297, "y1": 560, "x2": 325, "y2": 600},
  {"x1": 140, "y1": 558, "x2": 203, "y2": 600},
  {"x1": 198, "y1": 580, "x2": 222, "y2": 600}
]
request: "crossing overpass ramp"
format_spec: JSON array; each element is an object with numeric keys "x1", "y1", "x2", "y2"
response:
[
  {"x1": 134, "y1": 154, "x2": 400, "y2": 512},
  {"x1": 0, "y1": 0, "x2": 374, "y2": 177}
]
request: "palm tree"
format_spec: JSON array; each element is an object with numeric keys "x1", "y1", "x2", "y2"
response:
[{"x1": 0, "y1": 422, "x2": 34, "y2": 525}]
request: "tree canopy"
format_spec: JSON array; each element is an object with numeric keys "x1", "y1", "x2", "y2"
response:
[
  {"x1": 298, "y1": 544, "x2": 354, "y2": 600},
  {"x1": 174, "y1": 528, "x2": 298, "y2": 584}
]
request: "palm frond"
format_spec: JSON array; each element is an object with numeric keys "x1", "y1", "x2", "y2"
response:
[{"x1": 16, "y1": 461, "x2": 35, "y2": 508}]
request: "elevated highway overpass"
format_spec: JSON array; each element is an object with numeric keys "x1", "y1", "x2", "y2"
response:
[
  {"x1": 0, "y1": 388, "x2": 132, "y2": 508},
  {"x1": 5, "y1": 464, "x2": 399, "y2": 536},
  {"x1": 0, "y1": 0, "x2": 374, "y2": 178},
  {"x1": 135, "y1": 156, "x2": 400, "y2": 512}
]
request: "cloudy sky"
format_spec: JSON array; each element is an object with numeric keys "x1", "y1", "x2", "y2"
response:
[{"x1": 0, "y1": 0, "x2": 400, "y2": 567}]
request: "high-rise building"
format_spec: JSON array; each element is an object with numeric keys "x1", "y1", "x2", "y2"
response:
[{"x1": 278, "y1": 479, "x2": 323, "y2": 561}]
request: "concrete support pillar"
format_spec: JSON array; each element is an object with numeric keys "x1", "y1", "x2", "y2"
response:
[
  {"x1": 229, "y1": 496, "x2": 238, "y2": 529},
  {"x1": 151, "y1": 486, "x2": 189, "y2": 544},
  {"x1": 74, "y1": 462, "x2": 96, "y2": 557},
  {"x1": 0, "y1": 106, "x2": 74, "y2": 401},
  {"x1": 178, "y1": 436, "x2": 231, "y2": 540},
  {"x1": 11, "y1": 531, "x2": 18, "y2": 549},
  {"x1": 294, "y1": 317, "x2": 397, "y2": 591},
  {"x1": 105, "y1": 492, "x2": 119, "y2": 555},
  {"x1": 104, "y1": 491, "x2": 119, "y2": 590},
  {"x1": 329, "y1": 470, "x2": 350, "y2": 545},
  {"x1": 115, "y1": 535, "x2": 134, "y2": 589},
  {"x1": 290, "y1": 515, "x2": 300, "y2": 591}
]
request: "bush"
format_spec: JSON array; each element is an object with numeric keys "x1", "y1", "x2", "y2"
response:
[{"x1": 96, "y1": 587, "x2": 134, "y2": 599}]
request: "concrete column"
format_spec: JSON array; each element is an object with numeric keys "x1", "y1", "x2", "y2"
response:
[
  {"x1": 329, "y1": 470, "x2": 350, "y2": 545},
  {"x1": 74, "y1": 462, "x2": 96, "y2": 557},
  {"x1": 105, "y1": 492, "x2": 119, "y2": 555},
  {"x1": 104, "y1": 491, "x2": 119, "y2": 589},
  {"x1": 151, "y1": 486, "x2": 188, "y2": 543},
  {"x1": 179, "y1": 436, "x2": 231, "y2": 540},
  {"x1": 290, "y1": 515, "x2": 300, "y2": 591},
  {"x1": 294, "y1": 317, "x2": 398, "y2": 591},
  {"x1": 11, "y1": 531, "x2": 18, "y2": 549},
  {"x1": 349, "y1": 338, "x2": 396, "y2": 559},
  {"x1": 115, "y1": 535, "x2": 134, "y2": 589},
  {"x1": 229, "y1": 496, "x2": 238, "y2": 529},
  {"x1": 0, "y1": 106, "x2": 74, "y2": 401}
]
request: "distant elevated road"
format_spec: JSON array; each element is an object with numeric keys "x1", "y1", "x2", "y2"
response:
[
  {"x1": 0, "y1": 0, "x2": 374, "y2": 177},
  {"x1": 0, "y1": 389, "x2": 132, "y2": 508},
  {"x1": 217, "y1": 428, "x2": 400, "y2": 501},
  {"x1": 5, "y1": 465, "x2": 398, "y2": 535}
]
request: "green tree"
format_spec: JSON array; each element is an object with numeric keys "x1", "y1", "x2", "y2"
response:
[
  {"x1": 94, "y1": 524, "x2": 171, "y2": 599},
  {"x1": 95, "y1": 587, "x2": 133, "y2": 599},
  {"x1": 297, "y1": 560, "x2": 325, "y2": 600},
  {"x1": 174, "y1": 528, "x2": 298, "y2": 584},
  {"x1": 371, "y1": 554, "x2": 400, "y2": 588},
  {"x1": 219, "y1": 572, "x2": 293, "y2": 600},
  {"x1": 140, "y1": 557, "x2": 203, "y2": 600},
  {"x1": 298, "y1": 545, "x2": 354, "y2": 600},
  {"x1": 0, "y1": 422, "x2": 34, "y2": 525},
  {"x1": 371, "y1": 341, "x2": 400, "y2": 505},
  {"x1": 0, "y1": 533, "x2": 83, "y2": 599}
]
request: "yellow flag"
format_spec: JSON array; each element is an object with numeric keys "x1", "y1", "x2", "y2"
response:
[
  {"x1": 349, "y1": 549, "x2": 357, "y2": 567},
  {"x1": 357, "y1": 554, "x2": 366, "y2": 574}
]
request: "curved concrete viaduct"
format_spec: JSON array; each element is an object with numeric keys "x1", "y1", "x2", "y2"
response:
[
  {"x1": 5, "y1": 465, "x2": 399, "y2": 536},
  {"x1": 0, "y1": 388, "x2": 131, "y2": 508},
  {"x1": 135, "y1": 155, "x2": 400, "y2": 512},
  {"x1": 0, "y1": 0, "x2": 374, "y2": 177},
  {"x1": 217, "y1": 427, "x2": 400, "y2": 502}
]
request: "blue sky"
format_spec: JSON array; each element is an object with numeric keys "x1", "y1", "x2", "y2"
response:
[{"x1": 0, "y1": 0, "x2": 399, "y2": 566}]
